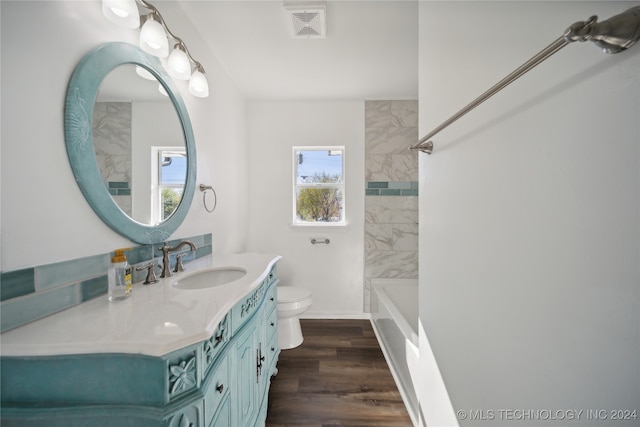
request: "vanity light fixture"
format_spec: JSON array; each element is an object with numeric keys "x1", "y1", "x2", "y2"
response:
[
  {"x1": 167, "y1": 43, "x2": 192, "y2": 80},
  {"x1": 188, "y1": 65, "x2": 209, "y2": 98},
  {"x1": 137, "y1": 65, "x2": 171, "y2": 96},
  {"x1": 135, "y1": 65, "x2": 156, "y2": 80},
  {"x1": 139, "y1": 12, "x2": 169, "y2": 57},
  {"x1": 102, "y1": 0, "x2": 139, "y2": 29},
  {"x1": 102, "y1": 0, "x2": 209, "y2": 98}
]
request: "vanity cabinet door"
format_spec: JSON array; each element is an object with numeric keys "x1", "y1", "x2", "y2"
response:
[
  {"x1": 166, "y1": 402, "x2": 203, "y2": 427},
  {"x1": 234, "y1": 322, "x2": 259, "y2": 426},
  {"x1": 209, "y1": 393, "x2": 232, "y2": 427},
  {"x1": 204, "y1": 352, "x2": 230, "y2": 427}
]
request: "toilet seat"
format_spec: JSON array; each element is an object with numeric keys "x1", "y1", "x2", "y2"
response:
[
  {"x1": 278, "y1": 286, "x2": 311, "y2": 303},
  {"x1": 277, "y1": 286, "x2": 312, "y2": 312}
]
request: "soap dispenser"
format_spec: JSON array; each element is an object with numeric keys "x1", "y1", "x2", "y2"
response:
[{"x1": 108, "y1": 248, "x2": 132, "y2": 301}]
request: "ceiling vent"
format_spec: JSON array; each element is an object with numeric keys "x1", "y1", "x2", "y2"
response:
[{"x1": 284, "y1": 2, "x2": 326, "y2": 39}]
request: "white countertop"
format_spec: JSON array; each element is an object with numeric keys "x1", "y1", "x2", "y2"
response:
[{"x1": 0, "y1": 253, "x2": 281, "y2": 358}]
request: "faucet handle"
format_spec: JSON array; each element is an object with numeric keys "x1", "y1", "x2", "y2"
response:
[
  {"x1": 174, "y1": 254, "x2": 185, "y2": 273},
  {"x1": 136, "y1": 262, "x2": 159, "y2": 285}
]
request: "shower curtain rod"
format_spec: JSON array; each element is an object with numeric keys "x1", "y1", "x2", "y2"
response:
[{"x1": 410, "y1": 5, "x2": 640, "y2": 155}]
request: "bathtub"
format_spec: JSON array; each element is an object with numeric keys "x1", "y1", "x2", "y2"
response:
[{"x1": 370, "y1": 278, "x2": 419, "y2": 426}]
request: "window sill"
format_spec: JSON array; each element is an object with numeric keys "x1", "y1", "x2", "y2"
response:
[{"x1": 289, "y1": 222, "x2": 350, "y2": 232}]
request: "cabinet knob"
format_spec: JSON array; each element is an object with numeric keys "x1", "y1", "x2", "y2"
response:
[
  {"x1": 270, "y1": 297, "x2": 274, "y2": 301},
  {"x1": 216, "y1": 383, "x2": 224, "y2": 393},
  {"x1": 270, "y1": 322, "x2": 275, "y2": 326},
  {"x1": 271, "y1": 347, "x2": 275, "y2": 352}
]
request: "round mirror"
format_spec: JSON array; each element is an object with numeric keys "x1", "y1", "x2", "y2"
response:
[{"x1": 64, "y1": 43, "x2": 196, "y2": 244}]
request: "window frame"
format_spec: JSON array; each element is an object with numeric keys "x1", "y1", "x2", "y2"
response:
[
  {"x1": 292, "y1": 145, "x2": 346, "y2": 227},
  {"x1": 151, "y1": 146, "x2": 186, "y2": 225}
]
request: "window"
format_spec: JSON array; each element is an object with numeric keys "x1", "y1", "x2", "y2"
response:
[
  {"x1": 293, "y1": 146, "x2": 345, "y2": 225},
  {"x1": 152, "y1": 147, "x2": 186, "y2": 224}
]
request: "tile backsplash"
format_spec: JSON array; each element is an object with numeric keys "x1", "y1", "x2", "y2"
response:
[{"x1": 0, "y1": 233, "x2": 212, "y2": 332}]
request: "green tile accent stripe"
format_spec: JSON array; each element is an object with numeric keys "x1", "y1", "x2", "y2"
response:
[
  {"x1": 1, "y1": 284, "x2": 80, "y2": 332},
  {"x1": 108, "y1": 189, "x2": 131, "y2": 196},
  {"x1": 126, "y1": 245, "x2": 154, "y2": 265},
  {"x1": 366, "y1": 181, "x2": 418, "y2": 196},
  {"x1": 388, "y1": 182, "x2": 411, "y2": 190},
  {"x1": 81, "y1": 276, "x2": 109, "y2": 302},
  {"x1": 108, "y1": 181, "x2": 129, "y2": 189},
  {"x1": 36, "y1": 254, "x2": 109, "y2": 292},
  {"x1": 0, "y1": 268, "x2": 35, "y2": 301},
  {"x1": 0, "y1": 233, "x2": 213, "y2": 332},
  {"x1": 367, "y1": 182, "x2": 388, "y2": 189},
  {"x1": 108, "y1": 182, "x2": 131, "y2": 196}
]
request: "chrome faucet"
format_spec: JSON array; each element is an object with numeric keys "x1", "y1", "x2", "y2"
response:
[{"x1": 158, "y1": 240, "x2": 197, "y2": 278}]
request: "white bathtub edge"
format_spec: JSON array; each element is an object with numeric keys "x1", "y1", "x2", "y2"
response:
[
  {"x1": 370, "y1": 318, "x2": 419, "y2": 427},
  {"x1": 370, "y1": 278, "x2": 420, "y2": 426},
  {"x1": 371, "y1": 279, "x2": 419, "y2": 347}
]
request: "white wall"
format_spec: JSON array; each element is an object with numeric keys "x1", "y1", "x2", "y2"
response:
[
  {"x1": 1, "y1": 0, "x2": 249, "y2": 272},
  {"x1": 419, "y1": 2, "x2": 639, "y2": 426},
  {"x1": 247, "y1": 101, "x2": 365, "y2": 316}
]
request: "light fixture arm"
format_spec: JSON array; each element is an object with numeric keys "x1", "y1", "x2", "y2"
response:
[{"x1": 135, "y1": 0, "x2": 205, "y2": 73}]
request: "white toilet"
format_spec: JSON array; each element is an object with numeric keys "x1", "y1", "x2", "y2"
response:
[{"x1": 276, "y1": 286, "x2": 312, "y2": 349}]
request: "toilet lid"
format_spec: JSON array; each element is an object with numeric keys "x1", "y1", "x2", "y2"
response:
[{"x1": 277, "y1": 286, "x2": 311, "y2": 303}]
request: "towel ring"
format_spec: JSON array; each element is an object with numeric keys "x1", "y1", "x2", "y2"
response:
[{"x1": 199, "y1": 184, "x2": 217, "y2": 213}]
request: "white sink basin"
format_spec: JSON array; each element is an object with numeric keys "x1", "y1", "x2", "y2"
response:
[{"x1": 172, "y1": 267, "x2": 247, "y2": 290}]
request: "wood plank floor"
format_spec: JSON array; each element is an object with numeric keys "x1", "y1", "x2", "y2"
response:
[{"x1": 266, "y1": 319, "x2": 413, "y2": 427}]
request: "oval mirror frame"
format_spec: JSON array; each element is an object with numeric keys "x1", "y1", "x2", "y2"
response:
[{"x1": 64, "y1": 42, "x2": 196, "y2": 244}]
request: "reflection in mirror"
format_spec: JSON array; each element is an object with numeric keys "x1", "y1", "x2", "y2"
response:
[
  {"x1": 154, "y1": 147, "x2": 186, "y2": 223},
  {"x1": 93, "y1": 65, "x2": 185, "y2": 225}
]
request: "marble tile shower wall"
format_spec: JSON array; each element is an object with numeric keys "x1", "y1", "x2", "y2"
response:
[
  {"x1": 364, "y1": 100, "x2": 419, "y2": 312},
  {"x1": 0, "y1": 234, "x2": 212, "y2": 332},
  {"x1": 93, "y1": 102, "x2": 133, "y2": 216}
]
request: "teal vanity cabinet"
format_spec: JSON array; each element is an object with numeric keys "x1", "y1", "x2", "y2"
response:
[
  {"x1": 232, "y1": 277, "x2": 279, "y2": 426},
  {"x1": 0, "y1": 262, "x2": 281, "y2": 427}
]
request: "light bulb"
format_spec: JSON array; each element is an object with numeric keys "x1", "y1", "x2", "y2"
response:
[
  {"x1": 135, "y1": 66, "x2": 156, "y2": 81},
  {"x1": 168, "y1": 46, "x2": 192, "y2": 80},
  {"x1": 102, "y1": 0, "x2": 139, "y2": 29},
  {"x1": 139, "y1": 14, "x2": 168, "y2": 57},
  {"x1": 111, "y1": 7, "x2": 128, "y2": 17},
  {"x1": 188, "y1": 70, "x2": 209, "y2": 98}
]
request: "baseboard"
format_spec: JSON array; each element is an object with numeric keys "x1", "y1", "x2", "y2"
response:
[{"x1": 301, "y1": 313, "x2": 372, "y2": 320}]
